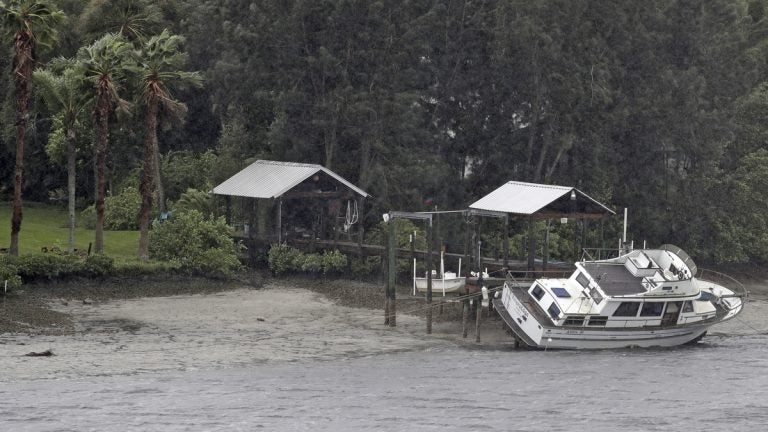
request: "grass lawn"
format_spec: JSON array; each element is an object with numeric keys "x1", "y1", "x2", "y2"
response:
[{"x1": 0, "y1": 202, "x2": 139, "y2": 260}]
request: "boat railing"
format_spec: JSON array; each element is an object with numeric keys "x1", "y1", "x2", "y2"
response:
[
  {"x1": 696, "y1": 268, "x2": 749, "y2": 300},
  {"x1": 581, "y1": 248, "x2": 623, "y2": 261},
  {"x1": 501, "y1": 269, "x2": 572, "y2": 282}
]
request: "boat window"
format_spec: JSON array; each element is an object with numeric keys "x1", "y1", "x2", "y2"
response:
[
  {"x1": 613, "y1": 302, "x2": 640, "y2": 317},
  {"x1": 682, "y1": 301, "x2": 693, "y2": 313},
  {"x1": 576, "y1": 272, "x2": 590, "y2": 288},
  {"x1": 589, "y1": 287, "x2": 604, "y2": 304},
  {"x1": 551, "y1": 287, "x2": 571, "y2": 298},
  {"x1": 587, "y1": 316, "x2": 608, "y2": 326},
  {"x1": 531, "y1": 285, "x2": 545, "y2": 300},
  {"x1": 564, "y1": 316, "x2": 584, "y2": 326},
  {"x1": 548, "y1": 303, "x2": 561, "y2": 320},
  {"x1": 640, "y1": 302, "x2": 665, "y2": 317}
]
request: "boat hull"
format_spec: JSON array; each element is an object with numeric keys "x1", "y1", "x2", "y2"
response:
[
  {"x1": 415, "y1": 277, "x2": 465, "y2": 295},
  {"x1": 494, "y1": 284, "x2": 736, "y2": 350}
]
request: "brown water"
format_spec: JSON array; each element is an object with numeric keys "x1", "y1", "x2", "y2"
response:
[{"x1": 1, "y1": 287, "x2": 767, "y2": 431}]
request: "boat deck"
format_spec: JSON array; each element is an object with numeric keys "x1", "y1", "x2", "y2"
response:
[{"x1": 582, "y1": 262, "x2": 647, "y2": 296}]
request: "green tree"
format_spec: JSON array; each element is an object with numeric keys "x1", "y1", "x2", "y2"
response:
[
  {"x1": 78, "y1": 0, "x2": 163, "y2": 44},
  {"x1": 33, "y1": 57, "x2": 88, "y2": 253},
  {"x1": 1, "y1": 0, "x2": 65, "y2": 256},
  {"x1": 78, "y1": 33, "x2": 133, "y2": 254},
  {"x1": 133, "y1": 29, "x2": 202, "y2": 261}
]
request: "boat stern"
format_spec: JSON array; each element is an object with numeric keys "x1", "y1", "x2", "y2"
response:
[{"x1": 494, "y1": 283, "x2": 545, "y2": 347}]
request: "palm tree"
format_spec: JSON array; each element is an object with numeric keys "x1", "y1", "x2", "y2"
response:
[
  {"x1": 79, "y1": 0, "x2": 163, "y2": 44},
  {"x1": 78, "y1": 33, "x2": 133, "y2": 254},
  {"x1": 1, "y1": 0, "x2": 65, "y2": 256},
  {"x1": 134, "y1": 29, "x2": 202, "y2": 261},
  {"x1": 33, "y1": 58, "x2": 89, "y2": 253}
]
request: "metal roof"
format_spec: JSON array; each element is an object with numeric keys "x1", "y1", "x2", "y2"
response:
[
  {"x1": 211, "y1": 160, "x2": 370, "y2": 199},
  {"x1": 469, "y1": 181, "x2": 614, "y2": 216}
]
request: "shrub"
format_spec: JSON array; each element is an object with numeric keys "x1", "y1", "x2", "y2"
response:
[
  {"x1": 350, "y1": 256, "x2": 381, "y2": 277},
  {"x1": 149, "y1": 210, "x2": 243, "y2": 278},
  {"x1": 172, "y1": 188, "x2": 217, "y2": 217},
  {"x1": 299, "y1": 253, "x2": 323, "y2": 273},
  {"x1": 80, "y1": 254, "x2": 115, "y2": 278},
  {"x1": 113, "y1": 259, "x2": 182, "y2": 276},
  {"x1": 12, "y1": 254, "x2": 83, "y2": 282},
  {"x1": 267, "y1": 244, "x2": 302, "y2": 275},
  {"x1": 321, "y1": 250, "x2": 347, "y2": 274},
  {"x1": 80, "y1": 186, "x2": 141, "y2": 230},
  {"x1": 0, "y1": 260, "x2": 22, "y2": 292}
]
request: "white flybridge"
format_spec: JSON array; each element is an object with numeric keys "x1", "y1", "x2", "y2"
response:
[{"x1": 494, "y1": 245, "x2": 746, "y2": 349}]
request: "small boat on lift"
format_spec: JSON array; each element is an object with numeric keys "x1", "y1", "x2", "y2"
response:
[
  {"x1": 493, "y1": 245, "x2": 746, "y2": 349},
  {"x1": 414, "y1": 252, "x2": 466, "y2": 296}
]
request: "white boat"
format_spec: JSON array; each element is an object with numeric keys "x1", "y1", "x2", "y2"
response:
[
  {"x1": 413, "y1": 252, "x2": 466, "y2": 296},
  {"x1": 493, "y1": 245, "x2": 746, "y2": 349},
  {"x1": 415, "y1": 271, "x2": 466, "y2": 295}
]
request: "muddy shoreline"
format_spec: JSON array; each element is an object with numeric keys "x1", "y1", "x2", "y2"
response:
[
  {"x1": 2, "y1": 267, "x2": 766, "y2": 337},
  {"x1": 0, "y1": 273, "x2": 469, "y2": 336}
]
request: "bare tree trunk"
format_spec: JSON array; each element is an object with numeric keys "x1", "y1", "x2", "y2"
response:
[
  {"x1": 138, "y1": 95, "x2": 159, "y2": 261},
  {"x1": 67, "y1": 127, "x2": 77, "y2": 253}
]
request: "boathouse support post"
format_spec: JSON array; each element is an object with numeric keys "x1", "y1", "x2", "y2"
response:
[
  {"x1": 225, "y1": 196, "x2": 232, "y2": 225},
  {"x1": 411, "y1": 230, "x2": 416, "y2": 295},
  {"x1": 527, "y1": 216, "x2": 535, "y2": 273},
  {"x1": 357, "y1": 197, "x2": 365, "y2": 258},
  {"x1": 426, "y1": 219, "x2": 433, "y2": 334},
  {"x1": 543, "y1": 219, "x2": 550, "y2": 271},
  {"x1": 503, "y1": 214, "x2": 509, "y2": 272},
  {"x1": 279, "y1": 198, "x2": 284, "y2": 244},
  {"x1": 387, "y1": 215, "x2": 397, "y2": 327},
  {"x1": 462, "y1": 212, "x2": 471, "y2": 338}
]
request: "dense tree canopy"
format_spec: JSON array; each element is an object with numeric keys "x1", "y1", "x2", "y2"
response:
[{"x1": 3, "y1": 0, "x2": 768, "y2": 264}]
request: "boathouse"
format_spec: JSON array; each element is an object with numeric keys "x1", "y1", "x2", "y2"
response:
[
  {"x1": 211, "y1": 160, "x2": 370, "y2": 255},
  {"x1": 468, "y1": 181, "x2": 615, "y2": 270}
]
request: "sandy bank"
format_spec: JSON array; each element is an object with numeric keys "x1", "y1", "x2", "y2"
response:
[{"x1": 0, "y1": 282, "x2": 511, "y2": 381}]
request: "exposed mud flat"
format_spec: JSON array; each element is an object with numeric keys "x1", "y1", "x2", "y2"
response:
[{"x1": 0, "y1": 280, "x2": 513, "y2": 381}]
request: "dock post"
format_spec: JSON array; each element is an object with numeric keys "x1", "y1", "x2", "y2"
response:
[
  {"x1": 475, "y1": 298, "x2": 482, "y2": 343},
  {"x1": 462, "y1": 298, "x2": 469, "y2": 338},
  {"x1": 426, "y1": 220, "x2": 433, "y2": 334},
  {"x1": 463, "y1": 212, "x2": 471, "y2": 338},
  {"x1": 387, "y1": 215, "x2": 396, "y2": 327}
]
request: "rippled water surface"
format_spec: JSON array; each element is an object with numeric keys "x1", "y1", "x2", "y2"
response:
[{"x1": 2, "y1": 292, "x2": 768, "y2": 431}]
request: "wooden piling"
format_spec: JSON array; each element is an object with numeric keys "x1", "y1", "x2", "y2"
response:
[
  {"x1": 387, "y1": 216, "x2": 396, "y2": 327},
  {"x1": 426, "y1": 221, "x2": 433, "y2": 334},
  {"x1": 462, "y1": 299, "x2": 469, "y2": 338},
  {"x1": 475, "y1": 298, "x2": 482, "y2": 343}
]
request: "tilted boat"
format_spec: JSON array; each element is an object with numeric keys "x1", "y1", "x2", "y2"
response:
[{"x1": 493, "y1": 245, "x2": 746, "y2": 349}]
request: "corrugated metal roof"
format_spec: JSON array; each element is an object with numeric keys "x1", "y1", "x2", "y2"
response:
[
  {"x1": 469, "y1": 181, "x2": 613, "y2": 216},
  {"x1": 211, "y1": 160, "x2": 369, "y2": 199}
]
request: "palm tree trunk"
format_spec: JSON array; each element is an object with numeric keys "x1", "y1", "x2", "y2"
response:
[
  {"x1": 94, "y1": 98, "x2": 109, "y2": 254},
  {"x1": 138, "y1": 95, "x2": 159, "y2": 261},
  {"x1": 67, "y1": 126, "x2": 77, "y2": 253},
  {"x1": 152, "y1": 135, "x2": 165, "y2": 213},
  {"x1": 10, "y1": 112, "x2": 27, "y2": 256},
  {"x1": 9, "y1": 35, "x2": 33, "y2": 257}
]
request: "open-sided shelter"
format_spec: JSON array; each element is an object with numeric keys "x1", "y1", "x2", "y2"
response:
[
  {"x1": 212, "y1": 160, "x2": 370, "y2": 250},
  {"x1": 468, "y1": 181, "x2": 614, "y2": 270}
]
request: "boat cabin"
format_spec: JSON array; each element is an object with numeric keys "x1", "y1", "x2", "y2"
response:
[{"x1": 521, "y1": 248, "x2": 718, "y2": 330}]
